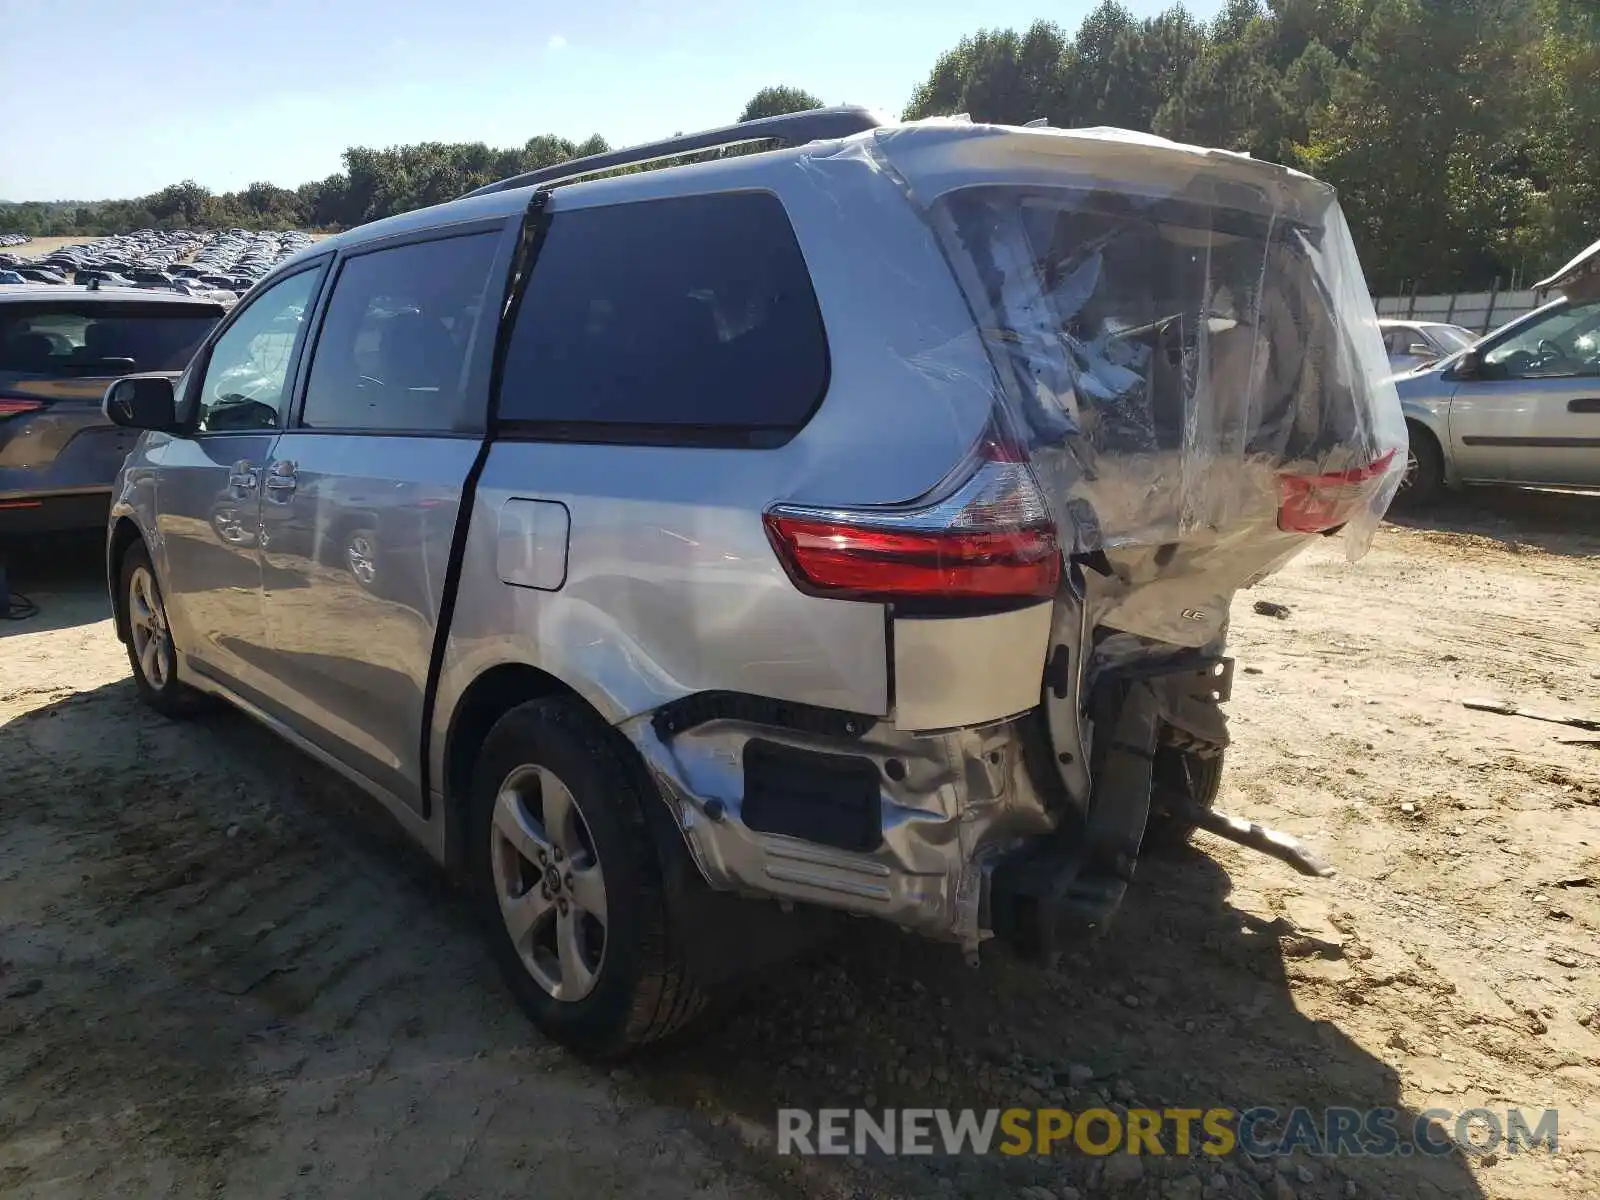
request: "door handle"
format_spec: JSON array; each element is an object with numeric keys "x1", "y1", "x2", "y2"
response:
[
  {"x1": 1567, "y1": 398, "x2": 1600, "y2": 413},
  {"x1": 264, "y1": 461, "x2": 297, "y2": 500},
  {"x1": 228, "y1": 461, "x2": 259, "y2": 491}
]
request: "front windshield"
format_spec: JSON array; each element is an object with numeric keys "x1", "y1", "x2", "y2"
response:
[
  {"x1": 1429, "y1": 325, "x2": 1476, "y2": 352},
  {"x1": 1482, "y1": 298, "x2": 1600, "y2": 379}
]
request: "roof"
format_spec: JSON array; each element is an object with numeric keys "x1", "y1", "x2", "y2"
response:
[
  {"x1": 296, "y1": 115, "x2": 1347, "y2": 259},
  {"x1": 0, "y1": 284, "x2": 228, "y2": 309},
  {"x1": 1534, "y1": 236, "x2": 1600, "y2": 298}
]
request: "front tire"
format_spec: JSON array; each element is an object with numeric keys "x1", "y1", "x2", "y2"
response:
[
  {"x1": 121, "y1": 542, "x2": 203, "y2": 718},
  {"x1": 1398, "y1": 423, "x2": 1446, "y2": 506},
  {"x1": 469, "y1": 697, "x2": 711, "y2": 1059}
]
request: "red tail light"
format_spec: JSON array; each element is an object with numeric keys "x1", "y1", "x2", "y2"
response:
[
  {"x1": 1276, "y1": 450, "x2": 1398, "y2": 533},
  {"x1": 0, "y1": 397, "x2": 46, "y2": 420},
  {"x1": 764, "y1": 421, "x2": 1060, "y2": 604}
]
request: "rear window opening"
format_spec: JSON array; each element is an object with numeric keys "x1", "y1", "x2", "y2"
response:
[
  {"x1": 0, "y1": 304, "x2": 220, "y2": 376},
  {"x1": 936, "y1": 186, "x2": 1363, "y2": 461},
  {"x1": 931, "y1": 182, "x2": 1397, "y2": 549}
]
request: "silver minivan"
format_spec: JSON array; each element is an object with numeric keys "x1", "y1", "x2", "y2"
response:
[{"x1": 102, "y1": 109, "x2": 1403, "y2": 1058}]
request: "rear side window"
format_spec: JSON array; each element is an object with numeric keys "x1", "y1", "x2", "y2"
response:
[
  {"x1": 300, "y1": 231, "x2": 501, "y2": 432},
  {"x1": 499, "y1": 191, "x2": 828, "y2": 443},
  {"x1": 0, "y1": 304, "x2": 219, "y2": 375}
]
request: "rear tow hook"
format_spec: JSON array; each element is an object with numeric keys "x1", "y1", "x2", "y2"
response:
[{"x1": 1171, "y1": 800, "x2": 1336, "y2": 878}]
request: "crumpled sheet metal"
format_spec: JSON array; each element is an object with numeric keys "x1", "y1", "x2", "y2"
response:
[{"x1": 807, "y1": 119, "x2": 1406, "y2": 567}]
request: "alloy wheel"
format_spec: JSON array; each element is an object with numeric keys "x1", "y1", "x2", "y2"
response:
[
  {"x1": 489, "y1": 764, "x2": 608, "y2": 1002},
  {"x1": 128, "y1": 565, "x2": 171, "y2": 689},
  {"x1": 1400, "y1": 448, "x2": 1420, "y2": 490}
]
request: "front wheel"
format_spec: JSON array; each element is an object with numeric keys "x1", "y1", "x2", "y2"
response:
[
  {"x1": 469, "y1": 698, "x2": 711, "y2": 1059},
  {"x1": 121, "y1": 542, "x2": 203, "y2": 718},
  {"x1": 1397, "y1": 423, "x2": 1446, "y2": 507}
]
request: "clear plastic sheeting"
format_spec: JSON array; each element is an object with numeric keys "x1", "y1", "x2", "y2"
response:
[{"x1": 859, "y1": 121, "x2": 1406, "y2": 567}]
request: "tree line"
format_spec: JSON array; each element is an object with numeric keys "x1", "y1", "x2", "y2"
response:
[{"x1": 3, "y1": 2, "x2": 1595, "y2": 293}]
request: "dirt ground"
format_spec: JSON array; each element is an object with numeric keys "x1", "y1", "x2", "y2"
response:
[
  {"x1": 2, "y1": 492, "x2": 1596, "y2": 1200},
  {"x1": 4, "y1": 237, "x2": 96, "y2": 261}
]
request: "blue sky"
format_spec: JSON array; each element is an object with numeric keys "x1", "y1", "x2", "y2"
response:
[{"x1": 1, "y1": 0, "x2": 1223, "y2": 201}]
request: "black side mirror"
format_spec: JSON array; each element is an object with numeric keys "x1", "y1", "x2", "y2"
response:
[
  {"x1": 1448, "y1": 349, "x2": 1482, "y2": 381},
  {"x1": 103, "y1": 374, "x2": 180, "y2": 432}
]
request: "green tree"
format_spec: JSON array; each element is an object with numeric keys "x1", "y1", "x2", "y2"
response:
[{"x1": 739, "y1": 86, "x2": 824, "y2": 122}]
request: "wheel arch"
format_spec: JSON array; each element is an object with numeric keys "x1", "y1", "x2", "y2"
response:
[
  {"x1": 1399, "y1": 404, "x2": 1457, "y2": 487},
  {"x1": 108, "y1": 516, "x2": 146, "y2": 645},
  {"x1": 439, "y1": 662, "x2": 610, "y2": 873}
]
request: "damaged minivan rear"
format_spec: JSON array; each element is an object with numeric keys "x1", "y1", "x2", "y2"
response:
[
  {"x1": 110, "y1": 109, "x2": 1404, "y2": 1059},
  {"x1": 448, "y1": 118, "x2": 1403, "y2": 1054}
]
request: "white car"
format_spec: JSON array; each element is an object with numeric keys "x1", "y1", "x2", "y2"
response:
[{"x1": 1379, "y1": 319, "x2": 1477, "y2": 375}]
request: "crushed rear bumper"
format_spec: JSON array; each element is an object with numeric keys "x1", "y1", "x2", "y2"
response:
[{"x1": 623, "y1": 697, "x2": 1057, "y2": 954}]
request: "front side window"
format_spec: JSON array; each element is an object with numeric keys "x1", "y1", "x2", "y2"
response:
[
  {"x1": 498, "y1": 191, "x2": 829, "y2": 441},
  {"x1": 299, "y1": 232, "x2": 501, "y2": 432},
  {"x1": 195, "y1": 266, "x2": 324, "y2": 432},
  {"x1": 1482, "y1": 300, "x2": 1600, "y2": 380}
]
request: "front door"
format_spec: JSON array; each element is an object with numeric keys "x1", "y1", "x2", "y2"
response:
[
  {"x1": 257, "y1": 226, "x2": 509, "y2": 807},
  {"x1": 1450, "y1": 297, "x2": 1600, "y2": 487},
  {"x1": 156, "y1": 263, "x2": 327, "y2": 698}
]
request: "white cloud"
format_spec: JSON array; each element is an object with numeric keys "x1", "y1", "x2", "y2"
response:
[{"x1": 547, "y1": 34, "x2": 568, "y2": 51}]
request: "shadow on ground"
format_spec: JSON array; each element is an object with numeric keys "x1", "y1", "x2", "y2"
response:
[
  {"x1": 1386, "y1": 486, "x2": 1600, "y2": 557},
  {"x1": 1, "y1": 671, "x2": 1489, "y2": 1199},
  {"x1": 643, "y1": 845, "x2": 1489, "y2": 1200},
  {"x1": 1, "y1": 531, "x2": 110, "y2": 636}
]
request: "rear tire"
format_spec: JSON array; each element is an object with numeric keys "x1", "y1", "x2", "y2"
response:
[
  {"x1": 469, "y1": 697, "x2": 712, "y2": 1060},
  {"x1": 120, "y1": 542, "x2": 204, "y2": 718},
  {"x1": 1143, "y1": 744, "x2": 1224, "y2": 854},
  {"x1": 1398, "y1": 423, "x2": 1446, "y2": 507}
]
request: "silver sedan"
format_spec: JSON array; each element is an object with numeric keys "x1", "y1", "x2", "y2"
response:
[{"x1": 1394, "y1": 243, "x2": 1600, "y2": 502}]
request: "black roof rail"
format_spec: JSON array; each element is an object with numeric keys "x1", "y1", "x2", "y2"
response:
[{"x1": 461, "y1": 105, "x2": 884, "y2": 199}]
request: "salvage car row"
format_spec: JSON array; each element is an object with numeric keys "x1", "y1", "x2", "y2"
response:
[{"x1": 0, "y1": 228, "x2": 312, "y2": 297}]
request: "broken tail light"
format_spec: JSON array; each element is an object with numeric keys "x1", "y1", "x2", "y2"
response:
[{"x1": 1276, "y1": 450, "x2": 1398, "y2": 534}]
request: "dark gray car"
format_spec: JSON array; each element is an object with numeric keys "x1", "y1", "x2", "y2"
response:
[{"x1": 0, "y1": 286, "x2": 223, "y2": 532}]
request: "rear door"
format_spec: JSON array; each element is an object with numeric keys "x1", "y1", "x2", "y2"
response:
[
  {"x1": 1450, "y1": 298, "x2": 1600, "y2": 486},
  {"x1": 256, "y1": 221, "x2": 512, "y2": 806}
]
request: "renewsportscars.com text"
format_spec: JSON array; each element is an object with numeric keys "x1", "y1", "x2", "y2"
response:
[{"x1": 777, "y1": 1106, "x2": 1559, "y2": 1159}]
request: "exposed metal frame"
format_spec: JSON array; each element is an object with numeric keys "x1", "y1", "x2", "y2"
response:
[{"x1": 461, "y1": 106, "x2": 884, "y2": 199}]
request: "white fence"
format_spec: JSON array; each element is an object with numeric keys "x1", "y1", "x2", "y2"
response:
[{"x1": 1373, "y1": 289, "x2": 1548, "y2": 335}]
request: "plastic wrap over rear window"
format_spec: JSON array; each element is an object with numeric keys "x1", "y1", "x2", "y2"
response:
[{"x1": 497, "y1": 191, "x2": 828, "y2": 442}]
